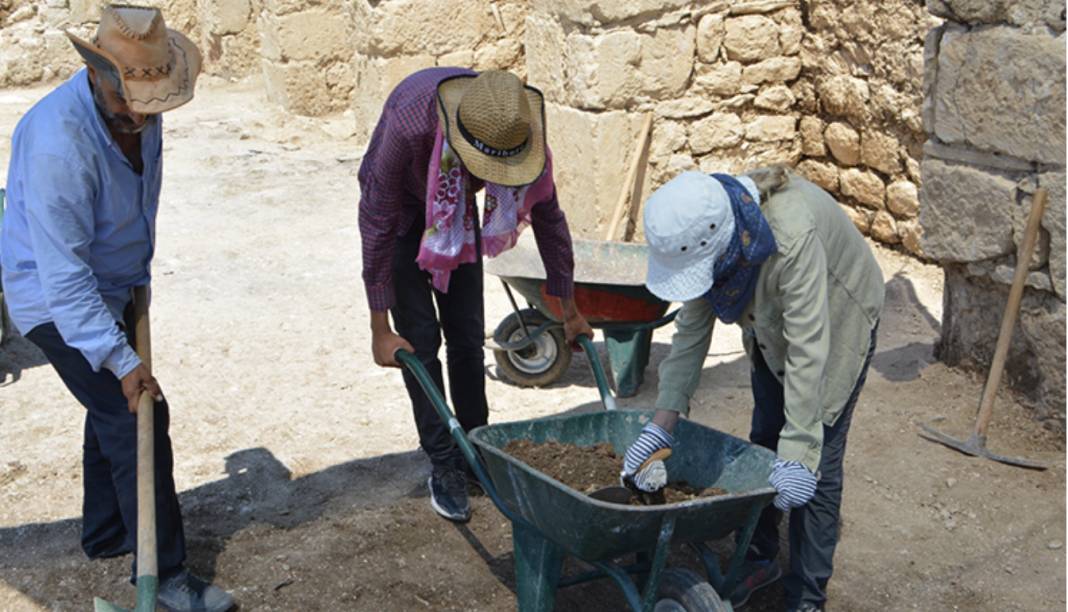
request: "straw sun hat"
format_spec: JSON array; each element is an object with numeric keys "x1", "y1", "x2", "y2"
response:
[
  {"x1": 66, "y1": 4, "x2": 202, "y2": 114},
  {"x1": 436, "y1": 71, "x2": 546, "y2": 187}
]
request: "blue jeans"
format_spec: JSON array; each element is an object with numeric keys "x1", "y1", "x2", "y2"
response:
[
  {"x1": 26, "y1": 322, "x2": 186, "y2": 580},
  {"x1": 747, "y1": 324, "x2": 878, "y2": 609}
]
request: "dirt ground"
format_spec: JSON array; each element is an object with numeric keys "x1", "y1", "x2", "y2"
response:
[{"x1": 0, "y1": 77, "x2": 1064, "y2": 611}]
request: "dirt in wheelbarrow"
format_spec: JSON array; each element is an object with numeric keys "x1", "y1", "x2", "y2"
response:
[{"x1": 502, "y1": 440, "x2": 728, "y2": 505}]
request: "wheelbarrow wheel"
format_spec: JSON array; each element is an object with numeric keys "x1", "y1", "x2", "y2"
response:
[
  {"x1": 653, "y1": 568, "x2": 728, "y2": 612},
  {"x1": 493, "y1": 309, "x2": 572, "y2": 388}
]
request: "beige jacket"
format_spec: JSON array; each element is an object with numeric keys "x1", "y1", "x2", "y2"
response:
[{"x1": 655, "y1": 174, "x2": 884, "y2": 471}]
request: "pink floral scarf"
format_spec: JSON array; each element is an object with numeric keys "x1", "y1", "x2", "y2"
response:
[{"x1": 416, "y1": 127, "x2": 555, "y2": 293}]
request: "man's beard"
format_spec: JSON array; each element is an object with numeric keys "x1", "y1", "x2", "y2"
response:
[{"x1": 92, "y1": 83, "x2": 149, "y2": 134}]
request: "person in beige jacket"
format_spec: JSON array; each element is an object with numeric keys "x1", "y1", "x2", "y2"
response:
[{"x1": 620, "y1": 168, "x2": 884, "y2": 612}]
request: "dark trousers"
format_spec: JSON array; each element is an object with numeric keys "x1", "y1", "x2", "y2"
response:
[
  {"x1": 26, "y1": 323, "x2": 186, "y2": 579},
  {"x1": 747, "y1": 324, "x2": 878, "y2": 608},
  {"x1": 391, "y1": 223, "x2": 489, "y2": 468}
]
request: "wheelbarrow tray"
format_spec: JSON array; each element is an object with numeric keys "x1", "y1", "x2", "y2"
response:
[
  {"x1": 469, "y1": 409, "x2": 777, "y2": 563},
  {"x1": 486, "y1": 235, "x2": 669, "y2": 325}
]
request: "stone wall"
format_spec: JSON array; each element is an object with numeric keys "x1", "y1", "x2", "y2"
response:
[
  {"x1": 524, "y1": 0, "x2": 931, "y2": 242},
  {"x1": 1, "y1": 0, "x2": 931, "y2": 250},
  {"x1": 920, "y1": 0, "x2": 1067, "y2": 419},
  {"x1": 0, "y1": 0, "x2": 260, "y2": 87}
]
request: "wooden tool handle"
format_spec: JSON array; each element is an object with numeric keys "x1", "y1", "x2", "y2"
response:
[
  {"x1": 974, "y1": 188, "x2": 1048, "y2": 439},
  {"x1": 605, "y1": 113, "x2": 654, "y2": 242},
  {"x1": 132, "y1": 285, "x2": 158, "y2": 578}
]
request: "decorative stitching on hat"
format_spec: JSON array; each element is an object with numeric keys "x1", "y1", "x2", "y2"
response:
[
  {"x1": 127, "y1": 38, "x2": 190, "y2": 105},
  {"x1": 109, "y1": 5, "x2": 162, "y2": 40}
]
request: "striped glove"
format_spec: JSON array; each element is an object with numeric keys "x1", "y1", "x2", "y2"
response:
[
  {"x1": 769, "y1": 459, "x2": 818, "y2": 511},
  {"x1": 622, "y1": 422, "x2": 674, "y2": 493}
]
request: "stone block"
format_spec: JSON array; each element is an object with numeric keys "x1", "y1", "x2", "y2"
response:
[
  {"x1": 754, "y1": 85, "x2": 795, "y2": 112},
  {"x1": 650, "y1": 120, "x2": 689, "y2": 166},
  {"x1": 363, "y1": 0, "x2": 494, "y2": 57},
  {"x1": 545, "y1": 103, "x2": 647, "y2": 238},
  {"x1": 351, "y1": 54, "x2": 436, "y2": 141},
  {"x1": 861, "y1": 131, "x2": 902, "y2": 175},
  {"x1": 655, "y1": 97, "x2": 716, "y2": 119},
  {"x1": 533, "y1": 0, "x2": 694, "y2": 26},
  {"x1": 697, "y1": 13, "x2": 725, "y2": 63},
  {"x1": 262, "y1": 59, "x2": 336, "y2": 116},
  {"x1": 818, "y1": 75, "x2": 870, "y2": 124},
  {"x1": 933, "y1": 26, "x2": 1066, "y2": 165},
  {"x1": 439, "y1": 50, "x2": 475, "y2": 68},
  {"x1": 886, "y1": 181, "x2": 920, "y2": 219},
  {"x1": 870, "y1": 211, "x2": 900, "y2": 244},
  {"x1": 899, "y1": 219, "x2": 923, "y2": 256},
  {"x1": 260, "y1": 9, "x2": 351, "y2": 63},
  {"x1": 524, "y1": 15, "x2": 567, "y2": 103},
  {"x1": 694, "y1": 61, "x2": 743, "y2": 97},
  {"x1": 939, "y1": 267, "x2": 1066, "y2": 417},
  {"x1": 202, "y1": 0, "x2": 251, "y2": 36},
  {"x1": 840, "y1": 204, "x2": 872, "y2": 235},
  {"x1": 722, "y1": 14, "x2": 780, "y2": 63},
  {"x1": 745, "y1": 115, "x2": 797, "y2": 142},
  {"x1": 741, "y1": 56, "x2": 803, "y2": 86},
  {"x1": 689, "y1": 112, "x2": 745, "y2": 154},
  {"x1": 637, "y1": 25, "x2": 696, "y2": 99},
  {"x1": 799, "y1": 116, "x2": 825, "y2": 157},
  {"x1": 1039, "y1": 171, "x2": 1066, "y2": 299},
  {"x1": 69, "y1": 0, "x2": 101, "y2": 23},
  {"x1": 922, "y1": 25, "x2": 942, "y2": 136},
  {"x1": 778, "y1": 8, "x2": 803, "y2": 55},
  {"x1": 840, "y1": 168, "x2": 885, "y2": 209},
  {"x1": 919, "y1": 159, "x2": 1017, "y2": 262},
  {"x1": 928, "y1": 0, "x2": 1066, "y2": 31},
  {"x1": 474, "y1": 39, "x2": 523, "y2": 71},
  {"x1": 796, "y1": 159, "x2": 839, "y2": 193},
  {"x1": 824, "y1": 122, "x2": 860, "y2": 166}
]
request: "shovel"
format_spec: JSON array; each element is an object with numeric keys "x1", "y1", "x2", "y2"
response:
[
  {"x1": 918, "y1": 188, "x2": 1049, "y2": 471},
  {"x1": 589, "y1": 448, "x2": 673, "y2": 504},
  {"x1": 95, "y1": 285, "x2": 159, "y2": 611}
]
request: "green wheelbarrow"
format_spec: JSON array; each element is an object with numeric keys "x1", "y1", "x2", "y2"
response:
[
  {"x1": 397, "y1": 336, "x2": 777, "y2": 611},
  {"x1": 485, "y1": 235, "x2": 679, "y2": 397}
]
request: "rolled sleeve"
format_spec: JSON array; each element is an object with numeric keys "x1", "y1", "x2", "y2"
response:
[
  {"x1": 777, "y1": 229, "x2": 831, "y2": 472},
  {"x1": 101, "y1": 342, "x2": 141, "y2": 379},
  {"x1": 655, "y1": 298, "x2": 715, "y2": 416},
  {"x1": 530, "y1": 187, "x2": 574, "y2": 299},
  {"x1": 24, "y1": 154, "x2": 132, "y2": 374}
]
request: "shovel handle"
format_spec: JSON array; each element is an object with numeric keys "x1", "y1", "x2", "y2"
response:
[
  {"x1": 131, "y1": 286, "x2": 158, "y2": 580},
  {"x1": 577, "y1": 335, "x2": 617, "y2": 411},
  {"x1": 974, "y1": 188, "x2": 1047, "y2": 439}
]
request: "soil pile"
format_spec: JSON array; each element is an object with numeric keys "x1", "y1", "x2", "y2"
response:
[{"x1": 501, "y1": 439, "x2": 728, "y2": 505}]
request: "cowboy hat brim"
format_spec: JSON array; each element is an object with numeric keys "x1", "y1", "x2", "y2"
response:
[
  {"x1": 436, "y1": 75, "x2": 547, "y2": 187},
  {"x1": 66, "y1": 29, "x2": 202, "y2": 115}
]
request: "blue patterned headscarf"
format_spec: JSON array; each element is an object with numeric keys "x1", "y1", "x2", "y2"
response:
[{"x1": 702, "y1": 174, "x2": 777, "y2": 324}]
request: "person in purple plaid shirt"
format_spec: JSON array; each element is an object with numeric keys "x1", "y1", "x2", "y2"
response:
[{"x1": 358, "y1": 67, "x2": 593, "y2": 522}]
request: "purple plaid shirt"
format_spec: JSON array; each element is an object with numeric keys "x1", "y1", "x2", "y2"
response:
[{"x1": 358, "y1": 67, "x2": 575, "y2": 312}]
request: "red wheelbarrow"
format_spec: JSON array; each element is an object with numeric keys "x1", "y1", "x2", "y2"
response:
[{"x1": 485, "y1": 235, "x2": 678, "y2": 397}]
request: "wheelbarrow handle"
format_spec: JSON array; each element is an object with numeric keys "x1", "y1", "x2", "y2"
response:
[
  {"x1": 576, "y1": 335, "x2": 617, "y2": 411},
  {"x1": 395, "y1": 349, "x2": 517, "y2": 520}
]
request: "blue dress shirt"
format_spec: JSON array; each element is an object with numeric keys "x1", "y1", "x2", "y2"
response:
[{"x1": 1, "y1": 69, "x2": 162, "y2": 378}]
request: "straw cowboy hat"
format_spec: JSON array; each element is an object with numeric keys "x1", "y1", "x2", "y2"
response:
[
  {"x1": 66, "y1": 4, "x2": 202, "y2": 114},
  {"x1": 436, "y1": 71, "x2": 546, "y2": 187}
]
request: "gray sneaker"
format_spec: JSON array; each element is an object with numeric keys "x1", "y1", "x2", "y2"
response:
[{"x1": 157, "y1": 569, "x2": 235, "y2": 612}]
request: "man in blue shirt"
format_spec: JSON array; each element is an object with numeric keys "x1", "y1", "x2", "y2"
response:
[{"x1": 0, "y1": 6, "x2": 232, "y2": 610}]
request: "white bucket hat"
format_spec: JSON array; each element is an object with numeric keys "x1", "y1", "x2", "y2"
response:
[{"x1": 643, "y1": 171, "x2": 761, "y2": 302}]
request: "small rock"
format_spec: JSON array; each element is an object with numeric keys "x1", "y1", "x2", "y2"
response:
[
  {"x1": 945, "y1": 478, "x2": 957, "y2": 488},
  {"x1": 1049, "y1": 541, "x2": 1063, "y2": 550}
]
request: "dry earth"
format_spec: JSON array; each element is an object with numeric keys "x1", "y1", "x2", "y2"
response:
[{"x1": 0, "y1": 77, "x2": 1064, "y2": 611}]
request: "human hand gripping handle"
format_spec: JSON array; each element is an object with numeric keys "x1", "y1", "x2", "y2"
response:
[
  {"x1": 768, "y1": 459, "x2": 818, "y2": 511},
  {"x1": 621, "y1": 422, "x2": 674, "y2": 493},
  {"x1": 120, "y1": 364, "x2": 163, "y2": 414},
  {"x1": 371, "y1": 310, "x2": 414, "y2": 368}
]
